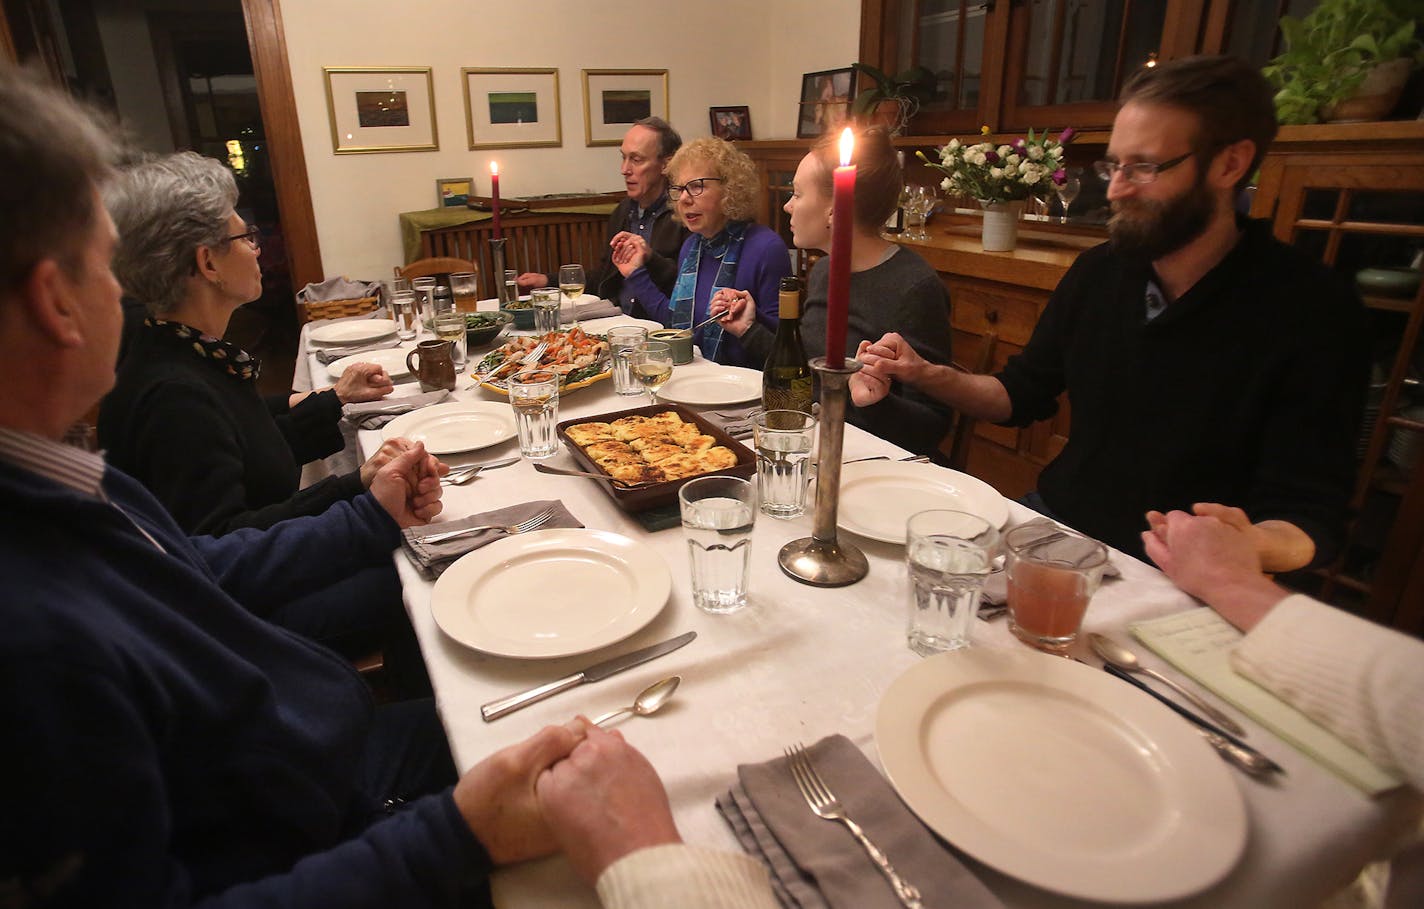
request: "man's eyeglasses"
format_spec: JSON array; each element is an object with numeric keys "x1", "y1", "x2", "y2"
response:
[
  {"x1": 225, "y1": 225, "x2": 261, "y2": 249},
  {"x1": 667, "y1": 177, "x2": 723, "y2": 201},
  {"x1": 1093, "y1": 152, "x2": 1193, "y2": 185}
]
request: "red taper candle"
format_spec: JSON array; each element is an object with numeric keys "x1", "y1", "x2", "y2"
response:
[
  {"x1": 824, "y1": 128, "x2": 855, "y2": 368},
  {"x1": 489, "y1": 161, "x2": 503, "y2": 239}
]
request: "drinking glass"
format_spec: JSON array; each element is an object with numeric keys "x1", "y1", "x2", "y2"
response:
[
  {"x1": 606, "y1": 325, "x2": 649, "y2": 396},
  {"x1": 631, "y1": 340, "x2": 674, "y2": 405},
  {"x1": 753, "y1": 410, "x2": 816, "y2": 519},
  {"x1": 503, "y1": 269, "x2": 519, "y2": 306},
  {"x1": 450, "y1": 271, "x2": 479, "y2": 313},
  {"x1": 411, "y1": 277, "x2": 436, "y2": 328},
  {"x1": 679, "y1": 475, "x2": 756, "y2": 614},
  {"x1": 508, "y1": 368, "x2": 560, "y2": 459},
  {"x1": 903, "y1": 187, "x2": 928, "y2": 240},
  {"x1": 531, "y1": 287, "x2": 562, "y2": 334},
  {"x1": 558, "y1": 264, "x2": 586, "y2": 304},
  {"x1": 1004, "y1": 523, "x2": 1108, "y2": 653},
  {"x1": 432, "y1": 311, "x2": 467, "y2": 371},
  {"x1": 389, "y1": 290, "x2": 418, "y2": 341},
  {"x1": 1057, "y1": 175, "x2": 1081, "y2": 224},
  {"x1": 905, "y1": 510, "x2": 999, "y2": 656}
]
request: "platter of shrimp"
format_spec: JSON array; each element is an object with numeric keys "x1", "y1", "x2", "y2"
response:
[{"x1": 472, "y1": 326, "x2": 613, "y2": 395}]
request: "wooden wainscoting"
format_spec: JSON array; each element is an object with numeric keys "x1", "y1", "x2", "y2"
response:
[{"x1": 415, "y1": 211, "x2": 612, "y2": 300}]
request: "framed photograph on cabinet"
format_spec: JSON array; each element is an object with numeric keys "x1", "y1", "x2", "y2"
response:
[
  {"x1": 582, "y1": 69, "x2": 669, "y2": 146},
  {"x1": 436, "y1": 177, "x2": 473, "y2": 207},
  {"x1": 323, "y1": 66, "x2": 438, "y2": 154},
  {"x1": 796, "y1": 67, "x2": 854, "y2": 139},
  {"x1": 462, "y1": 67, "x2": 561, "y2": 149},
  {"x1": 709, "y1": 106, "x2": 752, "y2": 141}
]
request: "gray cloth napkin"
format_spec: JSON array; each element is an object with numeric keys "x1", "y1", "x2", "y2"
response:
[
  {"x1": 342, "y1": 390, "x2": 450, "y2": 431},
  {"x1": 400, "y1": 499, "x2": 583, "y2": 579},
  {"x1": 563, "y1": 298, "x2": 621, "y2": 323},
  {"x1": 700, "y1": 404, "x2": 761, "y2": 440},
  {"x1": 315, "y1": 337, "x2": 402, "y2": 365},
  {"x1": 980, "y1": 517, "x2": 1120, "y2": 607},
  {"x1": 717, "y1": 734, "x2": 1002, "y2": 909},
  {"x1": 298, "y1": 276, "x2": 381, "y2": 304}
]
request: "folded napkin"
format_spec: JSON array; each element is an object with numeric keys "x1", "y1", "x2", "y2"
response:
[
  {"x1": 717, "y1": 734, "x2": 1001, "y2": 909},
  {"x1": 343, "y1": 390, "x2": 450, "y2": 431},
  {"x1": 700, "y1": 405, "x2": 762, "y2": 441},
  {"x1": 315, "y1": 337, "x2": 403, "y2": 365},
  {"x1": 298, "y1": 275, "x2": 382, "y2": 304},
  {"x1": 979, "y1": 517, "x2": 1120, "y2": 607},
  {"x1": 563, "y1": 298, "x2": 621, "y2": 323},
  {"x1": 401, "y1": 500, "x2": 583, "y2": 579}
]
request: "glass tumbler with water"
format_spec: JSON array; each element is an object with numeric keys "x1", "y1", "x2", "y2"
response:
[
  {"x1": 390, "y1": 290, "x2": 418, "y2": 341},
  {"x1": 753, "y1": 410, "x2": 815, "y2": 519},
  {"x1": 606, "y1": 325, "x2": 649, "y2": 396},
  {"x1": 905, "y1": 510, "x2": 999, "y2": 656},
  {"x1": 531, "y1": 287, "x2": 562, "y2": 334},
  {"x1": 508, "y1": 368, "x2": 560, "y2": 459},
  {"x1": 679, "y1": 476, "x2": 756, "y2": 614}
]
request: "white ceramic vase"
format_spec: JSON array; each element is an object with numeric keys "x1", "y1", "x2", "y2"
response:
[{"x1": 980, "y1": 200, "x2": 1025, "y2": 252}]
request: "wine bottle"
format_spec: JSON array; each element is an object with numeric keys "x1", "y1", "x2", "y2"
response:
[{"x1": 762, "y1": 276, "x2": 814, "y2": 415}]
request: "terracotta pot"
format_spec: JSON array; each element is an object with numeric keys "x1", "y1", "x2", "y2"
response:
[{"x1": 1323, "y1": 58, "x2": 1413, "y2": 122}]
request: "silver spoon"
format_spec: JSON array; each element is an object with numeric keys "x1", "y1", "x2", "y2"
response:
[
  {"x1": 1089, "y1": 634, "x2": 1247, "y2": 737},
  {"x1": 591, "y1": 676, "x2": 681, "y2": 727}
]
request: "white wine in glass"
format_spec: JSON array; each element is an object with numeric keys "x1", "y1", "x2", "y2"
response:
[
  {"x1": 632, "y1": 340, "x2": 674, "y2": 405},
  {"x1": 558, "y1": 263, "x2": 585, "y2": 303}
]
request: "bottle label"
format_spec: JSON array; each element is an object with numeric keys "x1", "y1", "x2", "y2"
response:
[{"x1": 763, "y1": 377, "x2": 814, "y2": 414}]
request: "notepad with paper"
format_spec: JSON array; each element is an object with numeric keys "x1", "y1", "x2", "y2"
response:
[{"x1": 1130, "y1": 608, "x2": 1402, "y2": 795}]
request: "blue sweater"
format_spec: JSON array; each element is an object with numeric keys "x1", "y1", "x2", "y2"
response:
[
  {"x1": 623, "y1": 221, "x2": 791, "y2": 367},
  {"x1": 0, "y1": 462, "x2": 488, "y2": 907}
]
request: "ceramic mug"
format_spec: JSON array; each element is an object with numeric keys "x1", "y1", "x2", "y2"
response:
[
  {"x1": 650, "y1": 328, "x2": 694, "y2": 365},
  {"x1": 406, "y1": 339, "x2": 457, "y2": 392}
]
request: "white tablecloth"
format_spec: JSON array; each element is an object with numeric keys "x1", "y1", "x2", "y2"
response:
[{"x1": 301, "y1": 326, "x2": 1420, "y2": 909}]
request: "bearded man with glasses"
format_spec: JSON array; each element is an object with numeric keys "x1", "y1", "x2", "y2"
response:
[{"x1": 854, "y1": 55, "x2": 1368, "y2": 574}]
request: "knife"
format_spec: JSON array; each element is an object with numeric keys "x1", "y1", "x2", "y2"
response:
[
  {"x1": 480, "y1": 631, "x2": 696, "y2": 721},
  {"x1": 1101, "y1": 662, "x2": 1285, "y2": 777}
]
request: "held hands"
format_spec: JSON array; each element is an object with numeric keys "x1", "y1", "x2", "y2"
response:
[
  {"x1": 610, "y1": 233, "x2": 651, "y2": 278},
  {"x1": 333, "y1": 361, "x2": 394, "y2": 404},
  {"x1": 367, "y1": 441, "x2": 446, "y2": 527},
  {"x1": 707, "y1": 288, "x2": 756, "y2": 337},
  {"x1": 1148, "y1": 503, "x2": 1315, "y2": 574},
  {"x1": 1142, "y1": 508, "x2": 1287, "y2": 631},
  {"x1": 849, "y1": 339, "x2": 892, "y2": 406},
  {"x1": 516, "y1": 272, "x2": 549, "y2": 292}
]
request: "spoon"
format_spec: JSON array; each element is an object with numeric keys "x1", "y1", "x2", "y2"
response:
[
  {"x1": 591, "y1": 676, "x2": 681, "y2": 727},
  {"x1": 1089, "y1": 634, "x2": 1247, "y2": 737}
]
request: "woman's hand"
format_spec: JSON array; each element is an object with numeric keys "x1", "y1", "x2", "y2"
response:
[
  {"x1": 610, "y1": 233, "x2": 651, "y2": 278},
  {"x1": 367, "y1": 442, "x2": 445, "y2": 527},
  {"x1": 359, "y1": 437, "x2": 449, "y2": 489},
  {"x1": 857, "y1": 332, "x2": 930, "y2": 387},
  {"x1": 849, "y1": 340, "x2": 892, "y2": 406},
  {"x1": 333, "y1": 361, "x2": 394, "y2": 404},
  {"x1": 707, "y1": 288, "x2": 756, "y2": 337}
]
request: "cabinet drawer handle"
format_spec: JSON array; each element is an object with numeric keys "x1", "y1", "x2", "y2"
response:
[{"x1": 985, "y1": 309, "x2": 999, "y2": 324}]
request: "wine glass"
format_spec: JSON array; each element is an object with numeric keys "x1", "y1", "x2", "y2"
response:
[
  {"x1": 558, "y1": 264, "x2": 586, "y2": 305},
  {"x1": 1057, "y1": 175, "x2": 1081, "y2": 224},
  {"x1": 631, "y1": 340, "x2": 674, "y2": 406}
]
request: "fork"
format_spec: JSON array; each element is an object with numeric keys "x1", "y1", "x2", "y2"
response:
[
  {"x1": 412, "y1": 506, "x2": 556, "y2": 545},
  {"x1": 473, "y1": 340, "x2": 549, "y2": 384},
  {"x1": 786, "y1": 743, "x2": 924, "y2": 909}
]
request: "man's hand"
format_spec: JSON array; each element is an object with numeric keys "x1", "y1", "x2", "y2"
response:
[
  {"x1": 367, "y1": 442, "x2": 444, "y2": 527},
  {"x1": 611, "y1": 234, "x2": 651, "y2": 278},
  {"x1": 1142, "y1": 509, "x2": 1287, "y2": 631},
  {"x1": 1152, "y1": 503, "x2": 1315, "y2": 573},
  {"x1": 535, "y1": 719, "x2": 682, "y2": 884},
  {"x1": 516, "y1": 272, "x2": 549, "y2": 292},
  {"x1": 333, "y1": 362, "x2": 394, "y2": 404},
  {"x1": 456, "y1": 721, "x2": 587, "y2": 865},
  {"x1": 849, "y1": 340, "x2": 892, "y2": 406},
  {"x1": 707, "y1": 288, "x2": 755, "y2": 337},
  {"x1": 857, "y1": 332, "x2": 930, "y2": 387}
]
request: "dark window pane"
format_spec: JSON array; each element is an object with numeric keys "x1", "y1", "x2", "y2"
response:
[
  {"x1": 1018, "y1": 1, "x2": 1167, "y2": 107},
  {"x1": 1345, "y1": 191, "x2": 1424, "y2": 227},
  {"x1": 1301, "y1": 189, "x2": 1339, "y2": 221},
  {"x1": 1291, "y1": 227, "x2": 1330, "y2": 262},
  {"x1": 1226, "y1": 0, "x2": 1321, "y2": 67}
]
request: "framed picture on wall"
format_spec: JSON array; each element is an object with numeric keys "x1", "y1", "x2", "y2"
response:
[
  {"x1": 709, "y1": 106, "x2": 752, "y2": 141},
  {"x1": 323, "y1": 66, "x2": 438, "y2": 154},
  {"x1": 462, "y1": 68, "x2": 561, "y2": 149},
  {"x1": 581, "y1": 69, "x2": 669, "y2": 146},
  {"x1": 796, "y1": 67, "x2": 855, "y2": 139},
  {"x1": 436, "y1": 177, "x2": 473, "y2": 208}
]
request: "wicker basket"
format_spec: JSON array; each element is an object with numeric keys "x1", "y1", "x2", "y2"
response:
[{"x1": 299, "y1": 295, "x2": 381, "y2": 324}]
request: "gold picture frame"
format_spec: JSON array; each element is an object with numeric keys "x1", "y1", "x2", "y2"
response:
[
  {"x1": 323, "y1": 66, "x2": 438, "y2": 154},
  {"x1": 462, "y1": 67, "x2": 561, "y2": 150},
  {"x1": 581, "y1": 69, "x2": 669, "y2": 147}
]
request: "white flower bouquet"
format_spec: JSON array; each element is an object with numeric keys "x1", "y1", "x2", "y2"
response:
[{"x1": 918, "y1": 126, "x2": 1074, "y2": 204}]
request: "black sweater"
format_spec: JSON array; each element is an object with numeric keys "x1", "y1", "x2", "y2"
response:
[
  {"x1": 99, "y1": 320, "x2": 364, "y2": 535},
  {"x1": 995, "y1": 218, "x2": 1368, "y2": 565}
]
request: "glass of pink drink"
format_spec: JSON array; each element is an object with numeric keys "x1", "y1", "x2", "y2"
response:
[{"x1": 1004, "y1": 524, "x2": 1108, "y2": 653}]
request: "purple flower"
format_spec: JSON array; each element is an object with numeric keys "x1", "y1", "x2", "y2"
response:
[
  {"x1": 1052, "y1": 168, "x2": 1066, "y2": 185},
  {"x1": 985, "y1": 151, "x2": 1000, "y2": 164},
  {"x1": 1058, "y1": 127, "x2": 1076, "y2": 145},
  {"x1": 1012, "y1": 139, "x2": 1026, "y2": 151}
]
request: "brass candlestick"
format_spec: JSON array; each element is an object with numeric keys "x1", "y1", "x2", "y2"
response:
[
  {"x1": 778, "y1": 357, "x2": 869, "y2": 587},
  {"x1": 489, "y1": 237, "x2": 511, "y2": 306}
]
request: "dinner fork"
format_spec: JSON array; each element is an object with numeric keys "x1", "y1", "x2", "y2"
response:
[
  {"x1": 473, "y1": 340, "x2": 549, "y2": 384},
  {"x1": 412, "y1": 506, "x2": 556, "y2": 545},
  {"x1": 786, "y1": 743, "x2": 924, "y2": 909}
]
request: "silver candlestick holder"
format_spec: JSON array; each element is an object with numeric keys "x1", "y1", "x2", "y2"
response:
[
  {"x1": 778, "y1": 356, "x2": 869, "y2": 587},
  {"x1": 489, "y1": 237, "x2": 511, "y2": 306}
]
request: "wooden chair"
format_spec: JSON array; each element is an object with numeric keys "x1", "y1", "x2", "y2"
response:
[
  {"x1": 396, "y1": 256, "x2": 478, "y2": 283},
  {"x1": 944, "y1": 330, "x2": 998, "y2": 473},
  {"x1": 298, "y1": 295, "x2": 381, "y2": 324}
]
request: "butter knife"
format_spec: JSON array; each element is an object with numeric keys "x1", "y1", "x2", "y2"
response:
[{"x1": 481, "y1": 631, "x2": 696, "y2": 721}]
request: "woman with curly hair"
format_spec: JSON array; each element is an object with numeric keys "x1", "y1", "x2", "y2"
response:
[{"x1": 612, "y1": 137, "x2": 790, "y2": 366}]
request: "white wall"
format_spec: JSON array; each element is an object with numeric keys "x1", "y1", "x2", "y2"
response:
[{"x1": 277, "y1": 0, "x2": 859, "y2": 280}]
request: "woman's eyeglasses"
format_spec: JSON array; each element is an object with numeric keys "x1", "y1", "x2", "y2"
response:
[
  {"x1": 667, "y1": 177, "x2": 724, "y2": 200},
  {"x1": 225, "y1": 225, "x2": 262, "y2": 249}
]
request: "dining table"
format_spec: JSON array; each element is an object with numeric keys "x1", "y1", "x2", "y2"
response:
[{"x1": 299, "y1": 313, "x2": 1421, "y2": 909}]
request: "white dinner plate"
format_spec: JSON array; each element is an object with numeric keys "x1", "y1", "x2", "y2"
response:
[
  {"x1": 876, "y1": 648, "x2": 1247, "y2": 903},
  {"x1": 430, "y1": 528, "x2": 672, "y2": 659},
  {"x1": 835, "y1": 461, "x2": 1009, "y2": 542},
  {"x1": 656, "y1": 366, "x2": 763, "y2": 406},
  {"x1": 381, "y1": 401, "x2": 516, "y2": 454},
  {"x1": 325, "y1": 347, "x2": 411, "y2": 381},
  {"x1": 308, "y1": 318, "x2": 399, "y2": 346},
  {"x1": 579, "y1": 315, "x2": 663, "y2": 335}
]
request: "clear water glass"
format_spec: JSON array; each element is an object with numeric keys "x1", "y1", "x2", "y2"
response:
[
  {"x1": 679, "y1": 476, "x2": 756, "y2": 614},
  {"x1": 905, "y1": 510, "x2": 999, "y2": 656},
  {"x1": 411, "y1": 277, "x2": 436, "y2": 328},
  {"x1": 606, "y1": 325, "x2": 649, "y2": 396},
  {"x1": 390, "y1": 290, "x2": 417, "y2": 340},
  {"x1": 531, "y1": 286, "x2": 561, "y2": 333},
  {"x1": 508, "y1": 368, "x2": 560, "y2": 459},
  {"x1": 753, "y1": 410, "x2": 816, "y2": 519}
]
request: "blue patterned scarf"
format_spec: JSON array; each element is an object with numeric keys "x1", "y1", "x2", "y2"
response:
[{"x1": 669, "y1": 220, "x2": 748, "y2": 361}]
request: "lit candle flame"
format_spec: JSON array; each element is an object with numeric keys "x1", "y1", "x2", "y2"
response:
[
  {"x1": 490, "y1": 161, "x2": 499, "y2": 176},
  {"x1": 839, "y1": 128, "x2": 854, "y2": 167}
]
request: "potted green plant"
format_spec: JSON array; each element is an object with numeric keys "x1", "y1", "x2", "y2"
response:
[
  {"x1": 850, "y1": 63, "x2": 939, "y2": 135},
  {"x1": 1262, "y1": 0, "x2": 1424, "y2": 124}
]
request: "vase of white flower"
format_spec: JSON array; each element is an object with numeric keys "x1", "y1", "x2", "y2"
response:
[{"x1": 919, "y1": 126, "x2": 1074, "y2": 252}]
